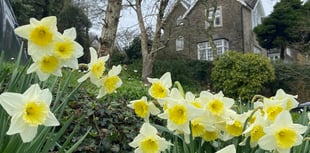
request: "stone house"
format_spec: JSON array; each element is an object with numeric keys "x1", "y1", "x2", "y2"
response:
[{"x1": 159, "y1": 0, "x2": 266, "y2": 61}]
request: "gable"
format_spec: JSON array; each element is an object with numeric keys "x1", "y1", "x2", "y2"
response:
[{"x1": 180, "y1": 0, "x2": 258, "y2": 19}]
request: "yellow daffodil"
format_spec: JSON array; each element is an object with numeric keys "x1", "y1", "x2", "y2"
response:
[
  {"x1": 0, "y1": 84, "x2": 59, "y2": 142},
  {"x1": 215, "y1": 144, "x2": 236, "y2": 153},
  {"x1": 78, "y1": 47, "x2": 109, "y2": 84},
  {"x1": 14, "y1": 16, "x2": 60, "y2": 57},
  {"x1": 147, "y1": 72, "x2": 172, "y2": 99},
  {"x1": 96, "y1": 65, "x2": 122, "y2": 98},
  {"x1": 127, "y1": 96, "x2": 161, "y2": 122},
  {"x1": 272, "y1": 89, "x2": 299, "y2": 111},
  {"x1": 258, "y1": 111, "x2": 307, "y2": 153},
  {"x1": 54, "y1": 27, "x2": 83, "y2": 69},
  {"x1": 27, "y1": 55, "x2": 62, "y2": 81},
  {"x1": 129, "y1": 123, "x2": 172, "y2": 153}
]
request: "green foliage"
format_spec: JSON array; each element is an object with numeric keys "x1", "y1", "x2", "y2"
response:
[
  {"x1": 0, "y1": 49, "x2": 89, "y2": 153},
  {"x1": 269, "y1": 61, "x2": 310, "y2": 102},
  {"x1": 211, "y1": 51, "x2": 275, "y2": 101},
  {"x1": 254, "y1": 0, "x2": 303, "y2": 49},
  {"x1": 124, "y1": 37, "x2": 142, "y2": 62},
  {"x1": 153, "y1": 59, "x2": 212, "y2": 92}
]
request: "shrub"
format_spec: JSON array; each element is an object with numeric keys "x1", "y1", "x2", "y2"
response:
[
  {"x1": 211, "y1": 51, "x2": 275, "y2": 101},
  {"x1": 269, "y1": 61, "x2": 310, "y2": 102},
  {"x1": 153, "y1": 59, "x2": 212, "y2": 92}
]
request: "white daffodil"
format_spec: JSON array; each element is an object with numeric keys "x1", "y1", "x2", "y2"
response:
[
  {"x1": 242, "y1": 112, "x2": 268, "y2": 147},
  {"x1": 262, "y1": 98, "x2": 286, "y2": 123},
  {"x1": 0, "y1": 84, "x2": 59, "y2": 142},
  {"x1": 158, "y1": 88, "x2": 204, "y2": 135},
  {"x1": 96, "y1": 65, "x2": 122, "y2": 98},
  {"x1": 27, "y1": 55, "x2": 62, "y2": 81},
  {"x1": 272, "y1": 89, "x2": 299, "y2": 111},
  {"x1": 127, "y1": 96, "x2": 161, "y2": 122},
  {"x1": 14, "y1": 16, "x2": 60, "y2": 57},
  {"x1": 147, "y1": 72, "x2": 172, "y2": 99},
  {"x1": 215, "y1": 144, "x2": 236, "y2": 153},
  {"x1": 54, "y1": 27, "x2": 83, "y2": 69},
  {"x1": 258, "y1": 111, "x2": 307, "y2": 153},
  {"x1": 77, "y1": 47, "x2": 109, "y2": 84},
  {"x1": 201, "y1": 91, "x2": 235, "y2": 117},
  {"x1": 129, "y1": 122, "x2": 172, "y2": 153}
]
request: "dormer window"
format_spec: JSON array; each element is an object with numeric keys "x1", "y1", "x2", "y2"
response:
[{"x1": 205, "y1": 6, "x2": 222, "y2": 28}]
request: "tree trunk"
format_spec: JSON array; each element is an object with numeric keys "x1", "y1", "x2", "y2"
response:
[
  {"x1": 134, "y1": 0, "x2": 169, "y2": 83},
  {"x1": 98, "y1": 0, "x2": 122, "y2": 57}
]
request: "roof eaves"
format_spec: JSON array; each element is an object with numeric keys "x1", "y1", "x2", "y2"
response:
[{"x1": 181, "y1": 0, "x2": 199, "y2": 19}]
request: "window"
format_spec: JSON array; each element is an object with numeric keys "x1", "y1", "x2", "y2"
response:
[
  {"x1": 205, "y1": 6, "x2": 222, "y2": 28},
  {"x1": 197, "y1": 39, "x2": 229, "y2": 61},
  {"x1": 176, "y1": 37, "x2": 184, "y2": 51},
  {"x1": 176, "y1": 16, "x2": 183, "y2": 26}
]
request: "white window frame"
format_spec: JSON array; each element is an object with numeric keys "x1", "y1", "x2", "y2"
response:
[
  {"x1": 176, "y1": 36, "x2": 184, "y2": 51},
  {"x1": 197, "y1": 39, "x2": 229, "y2": 61},
  {"x1": 205, "y1": 6, "x2": 222, "y2": 28},
  {"x1": 176, "y1": 16, "x2": 183, "y2": 26}
]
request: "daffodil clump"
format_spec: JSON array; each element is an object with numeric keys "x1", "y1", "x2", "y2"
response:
[
  {"x1": 128, "y1": 72, "x2": 310, "y2": 153},
  {"x1": 0, "y1": 15, "x2": 122, "y2": 151}
]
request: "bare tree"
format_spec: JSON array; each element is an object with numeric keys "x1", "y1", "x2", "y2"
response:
[
  {"x1": 128, "y1": 0, "x2": 170, "y2": 83},
  {"x1": 203, "y1": 0, "x2": 218, "y2": 60},
  {"x1": 98, "y1": 0, "x2": 122, "y2": 57}
]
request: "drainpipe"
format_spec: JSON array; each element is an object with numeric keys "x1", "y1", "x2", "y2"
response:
[{"x1": 241, "y1": 6, "x2": 245, "y2": 53}]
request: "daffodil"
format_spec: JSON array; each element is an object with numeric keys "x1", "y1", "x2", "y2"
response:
[
  {"x1": 27, "y1": 54, "x2": 63, "y2": 81},
  {"x1": 272, "y1": 89, "x2": 299, "y2": 111},
  {"x1": 14, "y1": 16, "x2": 60, "y2": 57},
  {"x1": 158, "y1": 88, "x2": 204, "y2": 135},
  {"x1": 242, "y1": 112, "x2": 267, "y2": 147},
  {"x1": 200, "y1": 91, "x2": 235, "y2": 117},
  {"x1": 54, "y1": 27, "x2": 83, "y2": 69},
  {"x1": 96, "y1": 65, "x2": 122, "y2": 98},
  {"x1": 258, "y1": 111, "x2": 307, "y2": 153},
  {"x1": 262, "y1": 98, "x2": 285, "y2": 122},
  {"x1": 128, "y1": 96, "x2": 161, "y2": 122},
  {"x1": 77, "y1": 47, "x2": 109, "y2": 84},
  {"x1": 129, "y1": 122, "x2": 172, "y2": 153},
  {"x1": 147, "y1": 72, "x2": 172, "y2": 99},
  {"x1": 215, "y1": 144, "x2": 236, "y2": 153},
  {"x1": 0, "y1": 84, "x2": 59, "y2": 142}
]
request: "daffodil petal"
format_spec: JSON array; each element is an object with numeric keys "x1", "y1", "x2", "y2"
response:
[
  {"x1": 258, "y1": 135, "x2": 276, "y2": 151},
  {"x1": 63, "y1": 27, "x2": 76, "y2": 39},
  {"x1": 77, "y1": 72, "x2": 90, "y2": 83},
  {"x1": 160, "y1": 72, "x2": 172, "y2": 88},
  {"x1": 44, "y1": 111, "x2": 60, "y2": 126},
  {"x1": 7, "y1": 113, "x2": 26, "y2": 135},
  {"x1": 216, "y1": 144, "x2": 236, "y2": 153},
  {"x1": 14, "y1": 25, "x2": 32, "y2": 39},
  {"x1": 89, "y1": 47, "x2": 98, "y2": 62},
  {"x1": 108, "y1": 65, "x2": 121, "y2": 76},
  {"x1": 20, "y1": 126, "x2": 38, "y2": 143},
  {"x1": 140, "y1": 123, "x2": 157, "y2": 135},
  {"x1": 0, "y1": 93, "x2": 24, "y2": 115}
]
